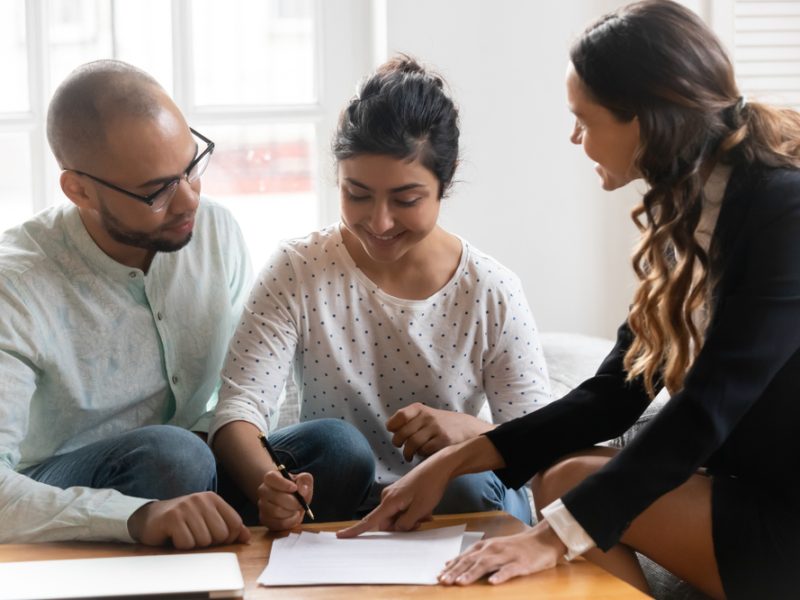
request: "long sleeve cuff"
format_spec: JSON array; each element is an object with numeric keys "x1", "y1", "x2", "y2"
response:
[
  {"x1": 87, "y1": 493, "x2": 154, "y2": 543},
  {"x1": 541, "y1": 498, "x2": 596, "y2": 561}
]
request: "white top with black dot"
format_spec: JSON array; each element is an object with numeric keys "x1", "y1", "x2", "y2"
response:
[{"x1": 210, "y1": 224, "x2": 551, "y2": 483}]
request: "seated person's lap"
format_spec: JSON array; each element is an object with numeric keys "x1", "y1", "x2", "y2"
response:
[
  {"x1": 23, "y1": 425, "x2": 216, "y2": 500},
  {"x1": 218, "y1": 419, "x2": 532, "y2": 525}
]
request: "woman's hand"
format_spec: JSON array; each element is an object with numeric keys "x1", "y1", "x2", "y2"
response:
[
  {"x1": 439, "y1": 521, "x2": 567, "y2": 585},
  {"x1": 257, "y1": 470, "x2": 313, "y2": 531},
  {"x1": 338, "y1": 435, "x2": 505, "y2": 538},
  {"x1": 386, "y1": 402, "x2": 495, "y2": 461},
  {"x1": 337, "y1": 453, "x2": 453, "y2": 537}
]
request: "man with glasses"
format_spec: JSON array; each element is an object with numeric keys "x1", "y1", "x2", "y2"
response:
[{"x1": 0, "y1": 60, "x2": 253, "y2": 548}]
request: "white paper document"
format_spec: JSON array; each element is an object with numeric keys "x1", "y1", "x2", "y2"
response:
[{"x1": 259, "y1": 524, "x2": 483, "y2": 586}]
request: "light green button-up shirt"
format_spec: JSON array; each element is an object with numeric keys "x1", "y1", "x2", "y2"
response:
[{"x1": 0, "y1": 199, "x2": 251, "y2": 542}]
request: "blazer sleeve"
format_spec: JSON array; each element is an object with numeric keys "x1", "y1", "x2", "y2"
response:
[
  {"x1": 484, "y1": 321, "x2": 653, "y2": 489},
  {"x1": 561, "y1": 170, "x2": 800, "y2": 550}
]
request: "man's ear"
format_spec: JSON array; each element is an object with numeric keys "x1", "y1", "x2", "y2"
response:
[{"x1": 60, "y1": 171, "x2": 98, "y2": 210}]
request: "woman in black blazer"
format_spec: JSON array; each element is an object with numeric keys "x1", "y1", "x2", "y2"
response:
[{"x1": 339, "y1": 1, "x2": 800, "y2": 598}]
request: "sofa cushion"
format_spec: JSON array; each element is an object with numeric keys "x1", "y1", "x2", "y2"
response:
[{"x1": 540, "y1": 331, "x2": 669, "y2": 447}]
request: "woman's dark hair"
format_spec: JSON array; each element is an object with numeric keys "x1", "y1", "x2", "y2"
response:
[
  {"x1": 332, "y1": 54, "x2": 460, "y2": 199},
  {"x1": 571, "y1": 0, "x2": 800, "y2": 396}
]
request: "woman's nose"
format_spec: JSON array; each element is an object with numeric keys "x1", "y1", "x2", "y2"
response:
[
  {"x1": 570, "y1": 121, "x2": 583, "y2": 145},
  {"x1": 369, "y1": 202, "x2": 394, "y2": 233}
]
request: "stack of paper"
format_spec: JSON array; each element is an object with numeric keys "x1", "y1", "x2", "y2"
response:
[{"x1": 259, "y1": 524, "x2": 484, "y2": 586}]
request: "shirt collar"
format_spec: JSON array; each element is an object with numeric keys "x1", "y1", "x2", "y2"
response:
[{"x1": 62, "y1": 205, "x2": 150, "y2": 283}]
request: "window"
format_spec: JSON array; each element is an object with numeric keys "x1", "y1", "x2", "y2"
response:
[
  {"x1": 1, "y1": 0, "x2": 372, "y2": 266},
  {"x1": 711, "y1": 0, "x2": 800, "y2": 110}
]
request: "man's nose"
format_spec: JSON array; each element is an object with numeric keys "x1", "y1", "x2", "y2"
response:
[{"x1": 169, "y1": 177, "x2": 200, "y2": 215}]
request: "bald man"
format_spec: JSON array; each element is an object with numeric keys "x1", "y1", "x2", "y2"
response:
[{"x1": 0, "y1": 60, "x2": 253, "y2": 547}]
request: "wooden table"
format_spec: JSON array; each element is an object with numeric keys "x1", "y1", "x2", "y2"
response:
[{"x1": 0, "y1": 511, "x2": 649, "y2": 599}]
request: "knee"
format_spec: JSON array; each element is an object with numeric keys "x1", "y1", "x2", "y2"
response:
[
  {"x1": 316, "y1": 419, "x2": 375, "y2": 483},
  {"x1": 439, "y1": 472, "x2": 506, "y2": 513},
  {"x1": 129, "y1": 425, "x2": 216, "y2": 498},
  {"x1": 532, "y1": 456, "x2": 598, "y2": 519},
  {"x1": 273, "y1": 419, "x2": 375, "y2": 521},
  {"x1": 283, "y1": 419, "x2": 375, "y2": 486}
]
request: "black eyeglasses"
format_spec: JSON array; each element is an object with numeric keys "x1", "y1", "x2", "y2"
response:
[{"x1": 69, "y1": 128, "x2": 215, "y2": 213}]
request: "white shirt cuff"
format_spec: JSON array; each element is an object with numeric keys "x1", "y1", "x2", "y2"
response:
[{"x1": 541, "y1": 498, "x2": 596, "y2": 561}]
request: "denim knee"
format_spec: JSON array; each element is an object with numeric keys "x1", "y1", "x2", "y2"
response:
[
  {"x1": 276, "y1": 419, "x2": 375, "y2": 483},
  {"x1": 436, "y1": 472, "x2": 532, "y2": 524},
  {"x1": 437, "y1": 472, "x2": 506, "y2": 514},
  {"x1": 122, "y1": 425, "x2": 216, "y2": 499},
  {"x1": 271, "y1": 419, "x2": 375, "y2": 521}
]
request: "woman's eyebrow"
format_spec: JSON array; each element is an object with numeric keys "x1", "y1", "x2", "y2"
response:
[{"x1": 344, "y1": 178, "x2": 426, "y2": 193}]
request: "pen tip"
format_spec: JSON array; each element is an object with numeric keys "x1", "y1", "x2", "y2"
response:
[{"x1": 308, "y1": 509, "x2": 316, "y2": 521}]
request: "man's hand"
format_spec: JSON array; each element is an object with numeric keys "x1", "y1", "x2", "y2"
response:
[
  {"x1": 257, "y1": 470, "x2": 313, "y2": 531},
  {"x1": 386, "y1": 403, "x2": 494, "y2": 461},
  {"x1": 127, "y1": 492, "x2": 250, "y2": 549}
]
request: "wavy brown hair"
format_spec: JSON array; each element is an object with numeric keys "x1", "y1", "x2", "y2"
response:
[{"x1": 571, "y1": 0, "x2": 800, "y2": 397}]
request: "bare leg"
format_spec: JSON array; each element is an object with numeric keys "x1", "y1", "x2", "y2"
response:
[{"x1": 532, "y1": 448, "x2": 725, "y2": 600}]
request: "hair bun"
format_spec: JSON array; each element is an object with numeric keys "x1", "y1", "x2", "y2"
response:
[
  {"x1": 380, "y1": 53, "x2": 423, "y2": 75},
  {"x1": 377, "y1": 54, "x2": 444, "y2": 88},
  {"x1": 333, "y1": 54, "x2": 459, "y2": 198}
]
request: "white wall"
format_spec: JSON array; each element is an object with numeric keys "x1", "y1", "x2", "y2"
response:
[{"x1": 371, "y1": 1, "x2": 645, "y2": 339}]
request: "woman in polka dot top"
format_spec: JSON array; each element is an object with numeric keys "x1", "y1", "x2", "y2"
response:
[{"x1": 210, "y1": 55, "x2": 551, "y2": 531}]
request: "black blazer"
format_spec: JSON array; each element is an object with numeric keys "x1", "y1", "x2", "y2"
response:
[{"x1": 485, "y1": 164, "x2": 800, "y2": 551}]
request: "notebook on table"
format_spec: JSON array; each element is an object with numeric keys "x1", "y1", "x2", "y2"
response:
[{"x1": 0, "y1": 552, "x2": 244, "y2": 600}]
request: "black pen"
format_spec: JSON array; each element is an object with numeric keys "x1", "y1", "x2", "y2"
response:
[{"x1": 258, "y1": 432, "x2": 315, "y2": 521}]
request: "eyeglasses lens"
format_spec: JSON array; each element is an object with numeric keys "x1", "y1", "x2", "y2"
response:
[
  {"x1": 150, "y1": 180, "x2": 179, "y2": 212},
  {"x1": 188, "y1": 149, "x2": 212, "y2": 183}
]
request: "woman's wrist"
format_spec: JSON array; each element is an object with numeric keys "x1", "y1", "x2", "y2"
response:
[
  {"x1": 432, "y1": 434, "x2": 506, "y2": 479},
  {"x1": 535, "y1": 519, "x2": 569, "y2": 556}
]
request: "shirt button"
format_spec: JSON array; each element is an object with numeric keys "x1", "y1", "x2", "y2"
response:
[
  {"x1": 128, "y1": 272, "x2": 137, "y2": 278},
  {"x1": 157, "y1": 312, "x2": 163, "y2": 321},
  {"x1": 172, "y1": 375, "x2": 179, "y2": 384}
]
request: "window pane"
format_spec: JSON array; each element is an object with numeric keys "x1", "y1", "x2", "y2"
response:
[
  {"x1": 191, "y1": 0, "x2": 316, "y2": 107},
  {"x1": 0, "y1": 2, "x2": 30, "y2": 112},
  {"x1": 200, "y1": 124, "x2": 318, "y2": 267},
  {"x1": 0, "y1": 133, "x2": 33, "y2": 234},
  {"x1": 47, "y1": 0, "x2": 172, "y2": 99},
  {"x1": 47, "y1": 0, "x2": 112, "y2": 96},
  {"x1": 110, "y1": 0, "x2": 173, "y2": 93}
]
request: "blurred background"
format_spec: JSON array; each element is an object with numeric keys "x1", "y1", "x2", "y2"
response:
[{"x1": 1, "y1": 0, "x2": 798, "y2": 338}]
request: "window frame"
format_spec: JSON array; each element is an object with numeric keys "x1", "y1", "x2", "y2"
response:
[{"x1": 5, "y1": 0, "x2": 377, "y2": 233}]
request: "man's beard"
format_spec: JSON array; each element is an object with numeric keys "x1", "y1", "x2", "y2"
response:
[{"x1": 99, "y1": 201, "x2": 193, "y2": 253}]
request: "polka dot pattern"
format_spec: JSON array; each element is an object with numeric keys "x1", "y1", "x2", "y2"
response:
[{"x1": 212, "y1": 225, "x2": 551, "y2": 483}]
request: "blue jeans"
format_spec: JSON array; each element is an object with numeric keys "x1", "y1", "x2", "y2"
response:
[
  {"x1": 22, "y1": 425, "x2": 217, "y2": 500},
  {"x1": 254, "y1": 419, "x2": 532, "y2": 525}
]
